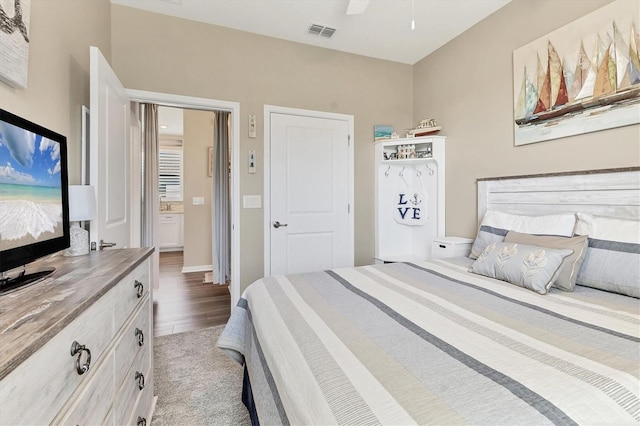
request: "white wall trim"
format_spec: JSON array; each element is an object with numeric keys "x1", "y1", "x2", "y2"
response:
[
  {"x1": 263, "y1": 105, "x2": 355, "y2": 277},
  {"x1": 127, "y1": 89, "x2": 241, "y2": 309},
  {"x1": 181, "y1": 264, "x2": 213, "y2": 274}
]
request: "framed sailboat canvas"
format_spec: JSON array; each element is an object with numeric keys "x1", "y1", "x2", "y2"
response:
[{"x1": 513, "y1": 0, "x2": 640, "y2": 146}]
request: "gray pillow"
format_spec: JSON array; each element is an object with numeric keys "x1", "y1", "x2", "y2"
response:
[
  {"x1": 470, "y1": 242, "x2": 573, "y2": 295},
  {"x1": 504, "y1": 231, "x2": 588, "y2": 292},
  {"x1": 574, "y1": 213, "x2": 640, "y2": 298}
]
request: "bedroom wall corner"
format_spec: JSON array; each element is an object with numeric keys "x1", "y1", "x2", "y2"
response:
[
  {"x1": 0, "y1": 0, "x2": 112, "y2": 185},
  {"x1": 412, "y1": 0, "x2": 640, "y2": 239}
]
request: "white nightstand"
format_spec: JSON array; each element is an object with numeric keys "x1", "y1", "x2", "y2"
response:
[{"x1": 431, "y1": 237, "x2": 474, "y2": 259}]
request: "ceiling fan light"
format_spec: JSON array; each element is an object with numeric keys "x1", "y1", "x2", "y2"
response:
[{"x1": 346, "y1": 0, "x2": 370, "y2": 15}]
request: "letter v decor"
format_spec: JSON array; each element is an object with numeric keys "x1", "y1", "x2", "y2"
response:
[{"x1": 512, "y1": 0, "x2": 640, "y2": 146}]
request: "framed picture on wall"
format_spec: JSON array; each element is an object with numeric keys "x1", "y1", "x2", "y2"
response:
[
  {"x1": 0, "y1": 0, "x2": 31, "y2": 88},
  {"x1": 512, "y1": 0, "x2": 640, "y2": 145},
  {"x1": 374, "y1": 125, "x2": 393, "y2": 141}
]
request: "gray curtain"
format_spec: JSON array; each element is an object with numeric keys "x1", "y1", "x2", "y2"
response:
[
  {"x1": 141, "y1": 103, "x2": 160, "y2": 287},
  {"x1": 213, "y1": 111, "x2": 231, "y2": 284}
]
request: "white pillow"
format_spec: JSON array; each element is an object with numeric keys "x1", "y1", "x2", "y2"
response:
[
  {"x1": 470, "y1": 211, "x2": 577, "y2": 259},
  {"x1": 574, "y1": 213, "x2": 640, "y2": 298}
]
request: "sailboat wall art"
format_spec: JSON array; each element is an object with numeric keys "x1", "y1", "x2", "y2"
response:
[{"x1": 513, "y1": 0, "x2": 640, "y2": 146}]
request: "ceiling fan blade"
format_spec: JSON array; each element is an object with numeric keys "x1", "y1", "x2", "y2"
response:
[{"x1": 346, "y1": 0, "x2": 370, "y2": 15}]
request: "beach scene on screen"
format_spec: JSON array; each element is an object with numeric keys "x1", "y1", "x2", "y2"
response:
[{"x1": 0, "y1": 121, "x2": 63, "y2": 251}]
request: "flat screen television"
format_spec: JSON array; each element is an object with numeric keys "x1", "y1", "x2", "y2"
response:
[{"x1": 0, "y1": 108, "x2": 70, "y2": 295}]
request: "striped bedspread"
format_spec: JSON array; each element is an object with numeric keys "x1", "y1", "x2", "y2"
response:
[{"x1": 217, "y1": 258, "x2": 640, "y2": 425}]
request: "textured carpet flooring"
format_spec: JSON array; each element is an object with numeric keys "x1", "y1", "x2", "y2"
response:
[{"x1": 152, "y1": 325, "x2": 251, "y2": 425}]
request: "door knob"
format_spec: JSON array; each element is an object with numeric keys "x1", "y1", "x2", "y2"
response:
[
  {"x1": 273, "y1": 221, "x2": 288, "y2": 229},
  {"x1": 99, "y1": 239, "x2": 117, "y2": 250}
]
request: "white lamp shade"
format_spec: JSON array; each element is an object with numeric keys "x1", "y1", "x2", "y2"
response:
[{"x1": 68, "y1": 185, "x2": 97, "y2": 222}]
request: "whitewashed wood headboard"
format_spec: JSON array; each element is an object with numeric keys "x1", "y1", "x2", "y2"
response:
[{"x1": 477, "y1": 167, "x2": 640, "y2": 223}]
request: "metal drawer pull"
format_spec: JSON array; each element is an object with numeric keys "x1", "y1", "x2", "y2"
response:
[
  {"x1": 137, "y1": 417, "x2": 147, "y2": 426},
  {"x1": 70, "y1": 341, "x2": 92, "y2": 375},
  {"x1": 439, "y1": 244, "x2": 446, "y2": 248},
  {"x1": 135, "y1": 328, "x2": 144, "y2": 347},
  {"x1": 134, "y1": 280, "x2": 144, "y2": 298},
  {"x1": 135, "y1": 371, "x2": 145, "y2": 390}
]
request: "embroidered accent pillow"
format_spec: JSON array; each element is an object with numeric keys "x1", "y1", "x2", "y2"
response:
[
  {"x1": 469, "y1": 211, "x2": 576, "y2": 259},
  {"x1": 470, "y1": 242, "x2": 573, "y2": 295},
  {"x1": 504, "y1": 231, "x2": 588, "y2": 292}
]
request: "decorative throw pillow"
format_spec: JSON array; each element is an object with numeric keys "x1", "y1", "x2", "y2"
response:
[
  {"x1": 504, "y1": 231, "x2": 588, "y2": 291},
  {"x1": 574, "y1": 213, "x2": 640, "y2": 298},
  {"x1": 470, "y1": 242, "x2": 573, "y2": 295},
  {"x1": 469, "y1": 211, "x2": 576, "y2": 259}
]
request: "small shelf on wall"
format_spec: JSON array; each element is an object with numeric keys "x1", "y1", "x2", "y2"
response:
[
  {"x1": 381, "y1": 158, "x2": 433, "y2": 165},
  {"x1": 379, "y1": 136, "x2": 435, "y2": 162}
]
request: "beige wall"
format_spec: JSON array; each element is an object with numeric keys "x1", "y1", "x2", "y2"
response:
[
  {"x1": 1, "y1": 0, "x2": 111, "y2": 185},
  {"x1": 413, "y1": 0, "x2": 640, "y2": 239},
  {"x1": 110, "y1": 5, "x2": 414, "y2": 291},
  {"x1": 8, "y1": 1, "x2": 637, "y2": 293},
  {"x1": 182, "y1": 109, "x2": 215, "y2": 269}
]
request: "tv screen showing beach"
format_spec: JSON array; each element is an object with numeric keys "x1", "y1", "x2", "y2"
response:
[{"x1": 0, "y1": 120, "x2": 64, "y2": 252}]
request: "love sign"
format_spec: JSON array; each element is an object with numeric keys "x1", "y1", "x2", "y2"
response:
[{"x1": 394, "y1": 191, "x2": 427, "y2": 226}]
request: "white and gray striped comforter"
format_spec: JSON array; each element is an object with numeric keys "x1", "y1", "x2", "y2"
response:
[{"x1": 217, "y1": 258, "x2": 640, "y2": 425}]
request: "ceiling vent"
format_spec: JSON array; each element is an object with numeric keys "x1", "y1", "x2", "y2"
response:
[{"x1": 307, "y1": 24, "x2": 336, "y2": 38}]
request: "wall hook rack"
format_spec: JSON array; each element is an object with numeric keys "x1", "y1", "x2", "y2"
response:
[{"x1": 425, "y1": 162, "x2": 435, "y2": 176}]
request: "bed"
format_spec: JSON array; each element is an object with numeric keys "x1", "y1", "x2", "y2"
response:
[{"x1": 217, "y1": 167, "x2": 640, "y2": 425}]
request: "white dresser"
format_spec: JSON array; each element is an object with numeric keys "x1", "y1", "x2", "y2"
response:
[{"x1": 0, "y1": 248, "x2": 155, "y2": 425}]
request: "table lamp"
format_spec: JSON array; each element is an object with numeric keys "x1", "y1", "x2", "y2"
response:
[{"x1": 64, "y1": 185, "x2": 97, "y2": 256}]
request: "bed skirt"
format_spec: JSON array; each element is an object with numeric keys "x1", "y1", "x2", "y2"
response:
[{"x1": 242, "y1": 365, "x2": 260, "y2": 426}]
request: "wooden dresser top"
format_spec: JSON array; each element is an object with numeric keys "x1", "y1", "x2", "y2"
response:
[{"x1": 0, "y1": 248, "x2": 154, "y2": 380}]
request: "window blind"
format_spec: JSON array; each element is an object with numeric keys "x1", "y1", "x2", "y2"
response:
[{"x1": 159, "y1": 149, "x2": 183, "y2": 201}]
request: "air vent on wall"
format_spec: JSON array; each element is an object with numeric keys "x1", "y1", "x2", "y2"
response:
[{"x1": 307, "y1": 23, "x2": 337, "y2": 38}]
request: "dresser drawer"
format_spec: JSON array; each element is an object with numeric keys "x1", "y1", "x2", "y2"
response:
[
  {"x1": 114, "y1": 296, "x2": 150, "y2": 391},
  {"x1": 114, "y1": 334, "x2": 152, "y2": 425},
  {"x1": 128, "y1": 370, "x2": 155, "y2": 426},
  {"x1": 113, "y1": 259, "x2": 150, "y2": 332},
  {"x1": 0, "y1": 290, "x2": 115, "y2": 426},
  {"x1": 55, "y1": 351, "x2": 115, "y2": 426}
]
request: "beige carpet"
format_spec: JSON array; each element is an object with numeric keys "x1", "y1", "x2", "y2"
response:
[{"x1": 152, "y1": 325, "x2": 251, "y2": 425}]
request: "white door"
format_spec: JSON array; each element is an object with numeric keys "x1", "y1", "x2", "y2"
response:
[
  {"x1": 89, "y1": 46, "x2": 132, "y2": 249},
  {"x1": 268, "y1": 111, "x2": 353, "y2": 275}
]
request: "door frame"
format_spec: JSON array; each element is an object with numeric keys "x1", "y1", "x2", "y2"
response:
[
  {"x1": 128, "y1": 89, "x2": 241, "y2": 308},
  {"x1": 263, "y1": 105, "x2": 355, "y2": 276}
]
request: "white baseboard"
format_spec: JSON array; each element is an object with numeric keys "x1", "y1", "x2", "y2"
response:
[
  {"x1": 159, "y1": 247, "x2": 183, "y2": 252},
  {"x1": 181, "y1": 264, "x2": 213, "y2": 273}
]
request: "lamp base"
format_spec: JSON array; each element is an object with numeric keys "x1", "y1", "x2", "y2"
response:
[{"x1": 64, "y1": 222, "x2": 89, "y2": 256}]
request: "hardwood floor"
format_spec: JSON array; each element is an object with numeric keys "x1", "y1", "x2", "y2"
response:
[{"x1": 153, "y1": 251, "x2": 231, "y2": 337}]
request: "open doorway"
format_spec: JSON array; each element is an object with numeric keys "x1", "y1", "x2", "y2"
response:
[
  {"x1": 152, "y1": 105, "x2": 233, "y2": 336},
  {"x1": 128, "y1": 90, "x2": 240, "y2": 337}
]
